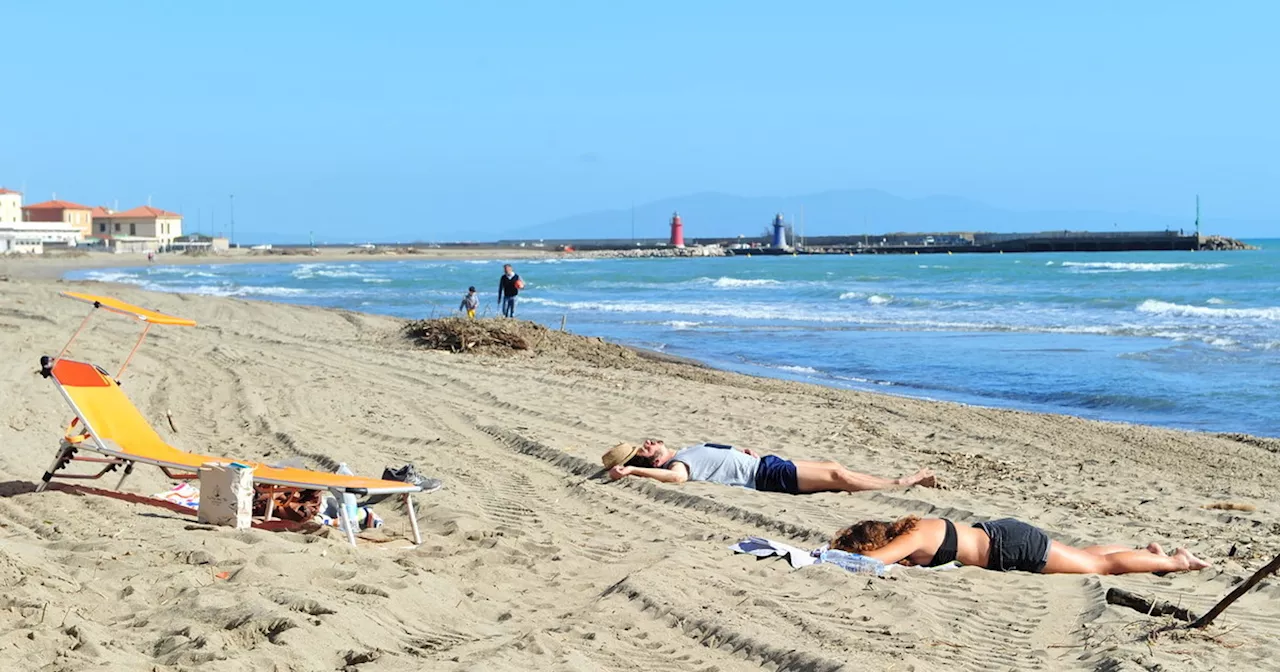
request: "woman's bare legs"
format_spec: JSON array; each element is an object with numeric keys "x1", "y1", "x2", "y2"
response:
[
  {"x1": 1082, "y1": 543, "x2": 1165, "y2": 556},
  {"x1": 793, "y1": 461, "x2": 936, "y2": 493},
  {"x1": 1042, "y1": 541, "x2": 1210, "y2": 575}
]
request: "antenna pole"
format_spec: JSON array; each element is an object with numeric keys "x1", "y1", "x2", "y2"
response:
[{"x1": 1194, "y1": 195, "x2": 1200, "y2": 238}]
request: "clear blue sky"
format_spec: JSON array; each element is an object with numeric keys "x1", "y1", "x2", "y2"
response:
[{"x1": 3, "y1": 1, "x2": 1276, "y2": 241}]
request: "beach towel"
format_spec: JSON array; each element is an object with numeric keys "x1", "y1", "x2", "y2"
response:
[
  {"x1": 731, "y1": 537, "x2": 962, "y2": 576},
  {"x1": 730, "y1": 536, "x2": 820, "y2": 569},
  {"x1": 153, "y1": 482, "x2": 200, "y2": 510}
]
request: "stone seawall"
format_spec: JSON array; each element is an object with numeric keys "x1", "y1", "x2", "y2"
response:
[{"x1": 566, "y1": 246, "x2": 727, "y2": 259}]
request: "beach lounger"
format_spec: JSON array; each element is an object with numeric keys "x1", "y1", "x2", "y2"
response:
[{"x1": 35, "y1": 291, "x2": 425, "y2": 547}]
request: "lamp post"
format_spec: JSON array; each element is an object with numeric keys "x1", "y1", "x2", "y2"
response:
[{"x1": 229, "y1": 194, "x2": 235, "y2": 248}]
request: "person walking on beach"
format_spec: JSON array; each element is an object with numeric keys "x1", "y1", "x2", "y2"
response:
[
  {"x1": 829, "y1": 516, "x2": 1210, "y2": 575},
  {"x1": 498, "y1": 264, "x2": 523, "y2": 318},
  {"x1": 600, "y1": 439, "x2": 935, "y2": 494},
  {"x1": 459, "y1": 286, "x2": 479, "y2": 319}
]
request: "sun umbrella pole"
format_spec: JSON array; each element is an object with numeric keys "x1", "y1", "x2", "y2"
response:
[
  {"x1": 116, "y1": 323, "x2": 152, "y2": 379},
  {"x1": 54, "y1": 309, "x2": 97, "y2": 361}
]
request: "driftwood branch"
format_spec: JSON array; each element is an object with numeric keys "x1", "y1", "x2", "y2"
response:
[
  {"x1": 1190, "y1": 554, "x2": 1280, "y2": 629},
  {"x1": 166, "y1": 410, "x2": 178, "y2": 433},
  {"x1": 1105, "y1": 587, "x2": 1198, "y2": 622}
]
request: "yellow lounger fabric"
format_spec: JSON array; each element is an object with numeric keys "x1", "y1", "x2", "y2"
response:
[
  {"x1": 52, "y1": 359, "x2": 417, "y2": 495},
  {"x1": 62, "y1": 291, "x2": 197, "y2": 327}
]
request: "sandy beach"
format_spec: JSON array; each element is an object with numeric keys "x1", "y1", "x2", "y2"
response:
[{"x1": 1, "y1": 256, "x2": 1277, "y2": 671}]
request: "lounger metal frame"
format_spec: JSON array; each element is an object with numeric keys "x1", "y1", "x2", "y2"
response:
[
  {"x1": 39, "y1": 292, "x2": 427, "y2": 547},
  {"x1": 39, "y1": 357, "x2": 422, "y2": 547}
]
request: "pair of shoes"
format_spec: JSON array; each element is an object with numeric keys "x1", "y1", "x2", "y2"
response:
[
  {"x1": 364, "y1": 464, "x2": 445, "y2": 505},
  {"x1": 382, "y1": 464, "x2": 444, "y2": 494}
]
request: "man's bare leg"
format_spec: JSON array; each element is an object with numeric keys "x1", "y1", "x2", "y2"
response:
[{"x1": 793, "y1": 461, "x2": 936, "y2": 493}]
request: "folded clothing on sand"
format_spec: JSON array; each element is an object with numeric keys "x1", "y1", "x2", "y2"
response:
[
  {"x1": 731, "y1": 537, "x2": 962, "y2": 576},
  {"x1": 730, "y1": 536, "x2": 819, "y2": 569}
]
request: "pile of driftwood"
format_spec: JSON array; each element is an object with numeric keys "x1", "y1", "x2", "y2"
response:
[{"x1": 403, "y1": 317, "x2": 531, "y2": 353}]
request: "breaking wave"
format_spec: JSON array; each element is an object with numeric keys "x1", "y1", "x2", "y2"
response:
[
  {"x1": 1062, "y1": 261, "x2": 1228, "y2": 273},
  {"x1": 709, "y1": 277, "x2": 781, "y2": 288},
  {"x1": 1136, "y1": 300, "x2": 1280, "y2": 321}
]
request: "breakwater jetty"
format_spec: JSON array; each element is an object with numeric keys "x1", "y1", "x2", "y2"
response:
[
  {"x1": 477, "y1": 230, "x2": 1254, "y2": 258},
  {"x1": 773, "y1": 231, "x2": 1254, "y2": 256},
  {"x1": 726, "y1": 231, "x2": 1217, "y2": 256}
]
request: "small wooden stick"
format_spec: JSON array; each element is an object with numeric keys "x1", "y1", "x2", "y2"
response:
[
  {"x1": 1105, "y1": 587, "x2": 1199, "y2": 622},
  {"x1": 166, "y1": 410, "x2": 178, "y2": 433},
  {"x1": 1190, "y1": 554, "x2": 1280, "y2": 629}
]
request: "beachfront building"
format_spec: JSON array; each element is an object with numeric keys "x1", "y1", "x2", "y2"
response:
[
  {"x1": 90, "y1": 206, "x2": 114, "y2": 241},
  {"x1": 172, "y1": 233, "x2": 230, "y2": 253},
  {"x1": 99, "y1": 205, "x2": 183, "y2": 247},
  {"x1": 22, "y1": 199, "x2": 91, "y2": 239},
  {"x1": 0, "y1": 221, "x2": 81, "y2": 246},
  {"x1": 109, "y1": 236, "x2": 161, "y2": 254},
  {"x1": 0, "y1": 232, "x2": 44, "y2": 254},
  {"x1": 0, "y1": 188, "x2": 21, "y2": 224}
]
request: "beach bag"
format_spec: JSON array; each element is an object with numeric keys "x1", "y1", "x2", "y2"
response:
[{"x1": 198, "y1": 462, "x2": 254, "y2": 529}]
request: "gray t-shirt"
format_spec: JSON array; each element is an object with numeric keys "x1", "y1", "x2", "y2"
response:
[{"x1": 669, "y1": 443, "x2": 760, "y2": 488}]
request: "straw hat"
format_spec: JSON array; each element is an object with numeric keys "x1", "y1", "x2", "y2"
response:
[{"x1": 601, "y1": 442, "x2": 639, "y2": 470}]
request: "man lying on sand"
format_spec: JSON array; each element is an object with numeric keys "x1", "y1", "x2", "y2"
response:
[
  {"x1": 601, "y1": 439, "x2": 935, "y2": 494},
  {"x1": 831, "y1": 516, "x2": 1211, "y2": 575}
]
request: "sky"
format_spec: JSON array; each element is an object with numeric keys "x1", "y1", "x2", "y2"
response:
[{"x1": 2, "y1": 1, "x2": 1277, "y2": 242}]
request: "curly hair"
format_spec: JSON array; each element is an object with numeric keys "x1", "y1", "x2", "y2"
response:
[{"x1": 831, "y1": 516, "x2": 921, "y2": 554}]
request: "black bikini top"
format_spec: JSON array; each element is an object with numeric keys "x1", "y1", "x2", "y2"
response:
[{"x1": 927, "y1": 519, "x2": 959, "y2": 567}]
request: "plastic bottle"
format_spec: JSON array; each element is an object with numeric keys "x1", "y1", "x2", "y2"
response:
[
  {"x1": 336, "y1": 463, "x2": 360, "y2": 528},
  {"x1": 818, "y1": 549, "x2": 889, "y2": 576}
]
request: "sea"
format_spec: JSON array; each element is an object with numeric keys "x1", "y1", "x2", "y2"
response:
[{"x1": 70, "y1": 242, "x2": 1279, "y2": 437}]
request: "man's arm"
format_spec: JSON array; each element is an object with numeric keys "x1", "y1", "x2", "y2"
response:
[
  {"x1": 497, "y1": 280, "x2": 505, "y2": 301},
  {"x1": 608, "y1": 462, "x2": 690, "y2": 483}
]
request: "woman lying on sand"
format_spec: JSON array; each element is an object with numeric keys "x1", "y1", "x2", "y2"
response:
[{"x1": 831, "y1": 516, "x2": 1211, "y2": 575}]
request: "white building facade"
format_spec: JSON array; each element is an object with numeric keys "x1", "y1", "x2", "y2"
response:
[
  {"x1": 0, "y1": 188, "x2": 21, "y2": 224},
  {"x1": 0, "y1": 221, "x2": 82, "y2": 246},
  {"x1": 0, "y1": 232, "x2": 44, "y2": 254}
]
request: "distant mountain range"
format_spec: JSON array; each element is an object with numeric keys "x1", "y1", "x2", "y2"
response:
[{"x1": 504, "y1": 189, "x2": 1266, "y2": 240}]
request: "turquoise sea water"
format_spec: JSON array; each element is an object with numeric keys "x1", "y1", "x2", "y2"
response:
[{"x1": 72, "y1": 242, "x2": 1279, "y2": 437}]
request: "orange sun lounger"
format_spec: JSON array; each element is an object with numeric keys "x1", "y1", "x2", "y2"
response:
[{"x1": 37, "y1": 292, "x2": 425, "y2": 547}]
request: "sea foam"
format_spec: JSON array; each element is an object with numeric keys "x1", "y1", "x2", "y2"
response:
[
  {"x1": 1062, "y1": 261, "x2": 1228, "y2": 273},
  {"x1": 1136, "y1": 300, "x2": 1280, "y2": 321}
]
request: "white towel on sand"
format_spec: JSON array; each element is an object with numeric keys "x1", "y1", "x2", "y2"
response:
[
  {"x1": 731, "y1": 537, "x2": 963, "y2": 574},
  {"x1": 730, "y1": 537, "x2": 820, "y2": 569}
]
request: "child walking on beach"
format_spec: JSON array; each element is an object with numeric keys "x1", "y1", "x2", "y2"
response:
[{"x1": 459, "y1": 286, "x2": 479, "y2": 319}]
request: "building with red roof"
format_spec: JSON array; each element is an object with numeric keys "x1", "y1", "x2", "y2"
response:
[
  {"x1": 95, "y1": 204, "x2": 183, "y2": 245},
  {"x1": 22, "y1": 199, "x2": 92, "y2": 238}
]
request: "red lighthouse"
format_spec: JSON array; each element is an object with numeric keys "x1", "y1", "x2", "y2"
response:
[{"x1": 669, "y1": 211, "x2": 685, "y2": 248}]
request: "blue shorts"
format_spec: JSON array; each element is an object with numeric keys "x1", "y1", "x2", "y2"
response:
[{"x1": 754, "y1": 455, "x2": 800, "y2": 494}]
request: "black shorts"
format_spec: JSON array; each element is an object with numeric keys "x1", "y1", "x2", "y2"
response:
[{"x1": 973, "y1": 518, "x2": 1052, "y2": 573}]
